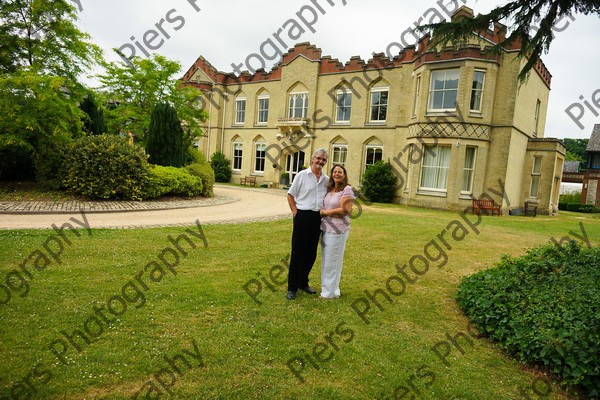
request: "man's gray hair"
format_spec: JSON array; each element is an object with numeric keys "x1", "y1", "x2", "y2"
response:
[{"x1": 312, "y1": 148, "x2": 328, "y2": 159}]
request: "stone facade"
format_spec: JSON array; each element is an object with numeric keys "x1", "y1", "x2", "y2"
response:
[
  {"x1": 182, "y1": 6, "x2": 564, "y2": 215},
  {"x1": 582, "y1": 124, "x2": 600, "y2": 206}
]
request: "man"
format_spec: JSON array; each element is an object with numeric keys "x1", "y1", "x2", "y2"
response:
[{"x1": 286, "y1": 148, "x2": 329, "y2": 300}]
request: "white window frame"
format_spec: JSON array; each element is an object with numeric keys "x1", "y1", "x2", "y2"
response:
[
  {"x1": 413, "y1": 75, "x2": 421, "y2": 117},
  {"x1": 332, "y1": 144, "x2": 348, "y2": 166},
  {"x1": 233, "y1": 142, "x2": 243, "y2": 171},
  {"x1": 288, "y1": 92, "x2": 308, "y2": 118},
  {"x1": 257, "y1": 95, "x2": 269, "y2": 125},
  {"x1": 461, "y1": 146, "x2": 477, "y2": 194},
  {"x1": 254, "y1": 142, "x2": 266, "y2": 173},
  {"x1": 369, "y1": 87, "x2": 389, "y2": 122},
  {"x1": 428, "y1": 69, "x2": 460, "y2": 112},
  {"x1": 470, "y1": 70, "x2": 485, "y2": 112},
  {"x1": 419, "y1": 145, "x2": 452, "y2": 192},
  {"x1": 235, "y1": 97, "x2": 246, "y2": 125},
  {"x1": 365, "y1": 145, "x2": 383, "y2": 170},
  {"x1": 335, "y1": 89, "x2": 352, "y2": 123},
  {"x1": 530, "y1": 156, "x2": 542, "y2": 198}
]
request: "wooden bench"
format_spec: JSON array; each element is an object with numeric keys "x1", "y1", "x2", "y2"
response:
[
  {"x1": 240, "y1": 176, "x2": 257, "y2": 186},
  {"x1": 524, "y1": 201, "x2": 538, "y2": 217},
  {"x1": 472, "y1": 199, "x2": 501, "y2": 216}
]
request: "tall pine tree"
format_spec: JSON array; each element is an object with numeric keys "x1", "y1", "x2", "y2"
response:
[
  {"x1": 80, "y1": 95, "x2": 106, "y2": 135},
  {"x1": 146, "y1": 103, "x2": 187, "y2": 167}
]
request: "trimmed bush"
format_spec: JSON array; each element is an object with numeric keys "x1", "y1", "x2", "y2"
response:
[
  {"x1": 210, "y1": 151, "x2": 232, "y2": 183},
  {"x1": 360, "y1": 161, "x2": 397, "y2": 203},
  {"x1": 558, "y1": 202, "x2": 568, "y2": 211},
  {"x1": 457, "y1": 242, "x2": 600, "y2": 396},
  {"x1": 559, "y1": 192, "x2": 581, "y2": 203},
  {"x1": 63, "y1": 135, "x2": 149, "y2": 200},
  {"x1": 186, "y1": 163, "x2": 215, "y2": 197},
  {"x1": 185, "y1": 146, "x2": 207, "y2": 166},
  {"x1": 142, "y1": 165, "x2": 203, "y2": 199},
  {"x1": 579, "y1": 204, "x2": 596, "y2": 213},
  {"x1": 567, "y1": 202, "x2": 582, "y2": 212}
]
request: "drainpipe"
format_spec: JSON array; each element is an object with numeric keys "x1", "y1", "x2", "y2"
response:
[
  {"x1": 206, "y1": 91, "x2": 212, "y2": 162},
  {"x1": 221, "y1": 94, "x2": 227, "y2": 153}
]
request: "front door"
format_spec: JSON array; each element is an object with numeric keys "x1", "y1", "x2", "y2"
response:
[{"x1": 286, "y1": 151, "x2": 305, "y2": 183}]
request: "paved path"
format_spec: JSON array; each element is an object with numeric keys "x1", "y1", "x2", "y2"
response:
[{"x1": 0, "y1": 186, "x2": 292, "y2": 230}]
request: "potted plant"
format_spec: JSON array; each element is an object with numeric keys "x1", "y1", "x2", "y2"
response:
[{"x1": 280, "y1": 172, "x2": 290, "y2": 185}]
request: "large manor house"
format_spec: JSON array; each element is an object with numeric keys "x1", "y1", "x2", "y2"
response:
[{"x1": 181, "y1": 6, "x2": 565, "y2": 215}]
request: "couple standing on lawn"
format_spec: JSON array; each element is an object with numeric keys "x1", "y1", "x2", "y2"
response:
[{"x1": 286, "y1": 148, "x2": 355, "y2": 300}]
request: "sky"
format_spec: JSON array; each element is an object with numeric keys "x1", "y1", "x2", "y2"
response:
[{"x1": 74, "y1": 0, "x2": 600, "y2": 140}]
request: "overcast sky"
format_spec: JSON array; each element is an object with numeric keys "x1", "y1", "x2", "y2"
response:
[{"x1": 75, "y1": 0, "x2": 599, "y2": 140}]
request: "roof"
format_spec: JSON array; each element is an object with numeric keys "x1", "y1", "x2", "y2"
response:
[
  {"x1": 563, "y1": 161, "x2": 580, "y2": 173},
  {"x1": 587, "y1": 124, "x2": 600, "y2": 152}
]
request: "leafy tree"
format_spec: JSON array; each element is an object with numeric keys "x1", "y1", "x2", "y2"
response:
[
  {"x1": 563, "y1": 138, "x2": 589, "y2": 161},
  {"x1": 360, "y1": 161, "x2": 397, "y2": 203},
  {"x1": 419, "y1": 1, "x2": 599, "y2": 81},
  {"x1": 210, "y1": 151, "x2": 232, "y2": 183},
  {"x1": 146, "y1": 103, "x2": 187, "y2": 167},
  {"x1": 97, "y1": 54, "x2": 207, "y2": 141},
  {"x1": 80, "y1": 95, "x2": 107, "y2": 136},
  {"x1": 0, "y1": 71, "x2": 84, "y2": 179},
  {"x1": 0, "y1": 0, "x2": 101, "y2": 79}
]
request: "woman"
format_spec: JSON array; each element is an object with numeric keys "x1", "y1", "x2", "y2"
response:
[{"x1": 319, "y1": 164, "x2": 354, "y2": 298}]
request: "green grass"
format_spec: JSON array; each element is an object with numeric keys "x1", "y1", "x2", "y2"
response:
[{"x1": 0, "y1": 205, "x2": 598, "y2": 399}]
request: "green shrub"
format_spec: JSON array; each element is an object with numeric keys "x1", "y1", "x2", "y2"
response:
[
  {"x1": 559, "y1": 192, "x2": 581, "y2": 203},
  {"x1": 63, "y1": 135, "x2": 149, "y2": 200},
  {"x1": 210, "y1": 151, "x2": 232, "y2": 183},
  {"x1": 567, "y1": 202, "x2": 582, "y2": 212},
  {"x1": 457, "y1": 242, "x2": 600, "y2": 396},
  {"x1": 185, "y1": 146, "x2": 207, "y2": 166},
  {"x1": 146, "y1": 103, "x2": 187, "y2": 167},
  {"x1": 558, "y1": 202, "x2": 568, "y2": 210},
  {"x1": 142, "y1": 165, "x2": 203, "y2": 199},
  {"x1": 34, "y1": 142, "x2": 69, "y2": 190},
  {"x1": 186, "y1": 163, "x2": 214, "y2": 197},
  {"x1": 579, "y1": 204, "x2": 596, "y2": 213},
  {"x1": 360, "y1": 161, "x2": 397, "y2": 203}
]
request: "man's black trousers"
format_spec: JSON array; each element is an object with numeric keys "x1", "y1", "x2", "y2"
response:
[{"x1": 288, "y1": 210, "x2": 322, "y2": 292}]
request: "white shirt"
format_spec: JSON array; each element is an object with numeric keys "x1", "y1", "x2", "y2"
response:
[{"x1": 288, "y1": 168, "x2": 329, "y2": 212}]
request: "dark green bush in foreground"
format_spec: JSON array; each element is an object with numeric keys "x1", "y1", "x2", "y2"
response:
[
  {"x1": 142, "y1": 165, "x2": 203, "y2": 199},
  {"x1": 457, "y1": 241, "x2": 600, "y2": 396}
]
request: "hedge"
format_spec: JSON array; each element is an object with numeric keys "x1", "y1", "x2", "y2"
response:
[
  {"x1": 142, "y1": 165, "x2": 203, "y2": 199},
  {"x1": 457, "y1": 242, "x2": 600, "y2": 396},
  {"x1": 186, "y1": 163, "x2": 215, "y2": 197}
]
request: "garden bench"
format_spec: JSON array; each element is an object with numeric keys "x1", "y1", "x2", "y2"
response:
[
  {"x1": 240, "y1": 176, "x2": 257, "y2": 186},
  {"x1": 472, "y1": 198, "x2": 501, "y2": 216},
  {"x1": 524, "y1": 201, "x2": 538, "y2": 217}
]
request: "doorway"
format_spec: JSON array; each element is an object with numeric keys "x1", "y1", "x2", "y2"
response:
[{"x1": 286, "y1": 151, "x2": 305, "y2": 183}]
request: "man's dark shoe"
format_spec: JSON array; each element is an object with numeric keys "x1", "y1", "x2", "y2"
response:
[
  {"x1": 286, "y1": 291, "x2": 297, "y2": 300},
  {"x1": 300, "y1": 286, "x2": 317, "y2": 294}
]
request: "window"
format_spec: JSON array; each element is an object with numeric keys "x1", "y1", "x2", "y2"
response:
[
  {"x1": 530, "y1": 156, "x2": 542, "y2": 197},
  {"x1": 533, "y1": 99, "x2": 541, "y2": 136},
  {"x1": 332, "y1": 145, "x2": 347, "y2": 166},
  {"x1": 365, "y1": 145, "x2": 383, "y2": 169},
  {"x1": 420, "y1": 145, "x2": 451, "y2": 190},
  {"x1": 257, "y1": 95, "x2": 269, "y2": 124},
  {"x1": 336, "y1": 90, "x2": 352, "y2": 122},
  {"x1": 590, "y1": 153, "x2": 600, "y2": 169},
  {"x1": 413, "y1": 75, "x2": 421, "y2": 116},
  {"x1": 233, "y1": 142, "x2": 243, "y2": 170},
  {"x1": 461, "y1": 147, "x2": 477, "y2": 193},
  {"x1": 370, "y1": 87, "x2": 388, "y2": 122},
  {"x1": 428, "y1": 69, "x2": 459, "y2": 111},
  {"x1": 470, "y1": 70, "x2": 485, "y2": 112},
  {"x1": 288, "y1": 92, "x2": 308, "y2": 118},
  {"x1": 235, "y1": 97, "x2": 246, "y2": 124},
  {"x1": 254, "y1": 142, "x2": 266, "y2": 172}
]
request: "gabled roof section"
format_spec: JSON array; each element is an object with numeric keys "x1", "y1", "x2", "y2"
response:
[{"x1": 586, "y1": 124, "x2": 600, "y2": 152}]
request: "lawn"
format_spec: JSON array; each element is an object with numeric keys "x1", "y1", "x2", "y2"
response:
[{"x1": 0, "y1": 205, "x2": 598, "y2": 399}]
